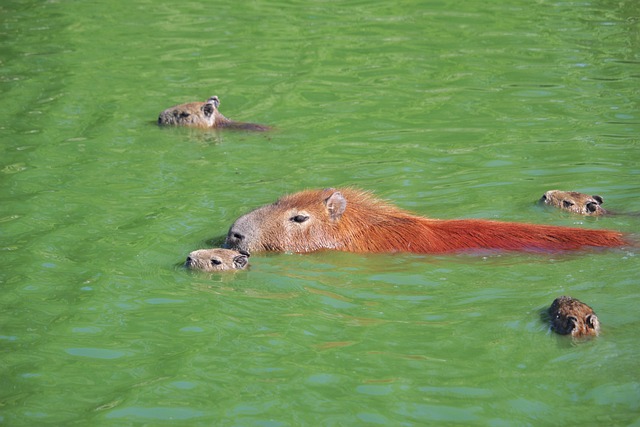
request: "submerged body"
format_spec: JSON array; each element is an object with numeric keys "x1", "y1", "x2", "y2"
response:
[
  {"x1": 548, "y1": 296, "x2": 600, "y2": 338},
  {"x1": 185, "y1": 248, "x2": 250, "y2": 272},
  {"x1": 158, "y1": 96, "x2": 269, "y2": 131},
  {"x1": 540, "y1": 190, "x2": 607, "y2": 216},
  {"x1": 225, "y1": 188, "x2": 627, "y2": 254}
]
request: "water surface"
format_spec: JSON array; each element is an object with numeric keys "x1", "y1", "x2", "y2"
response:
[{"x1": 1, "y1": 0, "x2": 639, "y2": 425}]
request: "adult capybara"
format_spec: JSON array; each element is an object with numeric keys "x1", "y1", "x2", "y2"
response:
[
  {"x1": 540, "y1": 190, "x2": 607, "y2": 216},
  {"x1": 225, "y1": 188, "x2": 627, "y2": 254},
  {"x1": 185, "y1": 248, "x2": 250, "y2": 272},
  {"x1": 548, "y1": 296, "x2": 600, "y2": 338},
  {"x1": 158, "y1": 96, "x2": 269, "y2": 131}
]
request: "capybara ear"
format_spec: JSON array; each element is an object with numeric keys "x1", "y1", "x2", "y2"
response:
[
  {"x1": 206, "y1": 96, "x2": 220, "y2": 109},
  {"x1": 592, "y1": 195, "x2": 604, "y2": 205},
  {"x1": 202, "y1": 102, "x2": 214, "y2": 117},
  {"x1": 325, "y1": 191, "x2": 347, "y2": 221},
  {"x1": 586, "y1": 314, "x2": 600, "y2": 331},
  {"x1": 586, "y1": 202, "x2": 599, "y2": 213},
  {"x1": 233, "y1": 254, "x2": 249, "y2": 269}
]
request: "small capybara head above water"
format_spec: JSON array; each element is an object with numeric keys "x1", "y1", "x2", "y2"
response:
[
  {"x1": 224, "y1": 187, "x2": 626, "y2": 254},
  {"x1": 540, "y1": 190, "x2": 607, "y2": 216},
  {"x1": 184, "y1": 248, "x2": 250, "y2": 272},
  {"x1": 548, "y1": 296, "x2": 600, "y2": 338},
  {"x1": 158, "y1": 96, "x2": 269, "y2": 131}
]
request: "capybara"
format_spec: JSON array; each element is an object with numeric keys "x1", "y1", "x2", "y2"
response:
[
  {"x1": 225, "y1": 188, "x2": 627, "y2": 254},
  {"x1": 548, "y1": 296, "x2": 600, "y2": 338},
  {"x1": 158, "y1": 96, "x2": 269, "y2": 131},
  {"x1": 540, "y1": 190, "x2": 607, "y2": 216},
  {"x1": 185, "y1": 248, "x2": 250, "y2": 272}
]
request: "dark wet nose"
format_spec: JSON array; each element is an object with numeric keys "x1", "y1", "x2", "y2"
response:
[{"x1": 185, "y1": 256, "x2": 193, "y2": 267}]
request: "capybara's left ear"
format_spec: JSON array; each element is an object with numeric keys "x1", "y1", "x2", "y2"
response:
[
  {"x1": 233, "y1": 254, "x2": 249, "y2": 269},
  {"x1": 325, "y1": 191, "x2": 347, "y2": 221},
  {"x1": 206, "y1": 96, "x2": 220, "y2": 108}
]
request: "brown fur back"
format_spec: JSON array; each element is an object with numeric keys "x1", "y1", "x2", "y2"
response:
[{"x1": 225, "y1": 188, "x2": 628, "y2": 254}]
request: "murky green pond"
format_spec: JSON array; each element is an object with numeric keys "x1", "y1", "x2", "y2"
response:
[{"x1": 1, "y1": 0, "x2": 639, "y2": 425}]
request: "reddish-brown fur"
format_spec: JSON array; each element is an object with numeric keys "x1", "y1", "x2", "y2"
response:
[
  {"x1": 548, "y1": 296, "x2": 600, "y2": 338},
  {"x1": 225, "y1": 188, "x2": 628, "y2": 254}
]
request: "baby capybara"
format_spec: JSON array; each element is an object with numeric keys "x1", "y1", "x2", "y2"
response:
[
  {"x1": 540, "y1": 190, "x2": 607, "y2": 216},
  {"x1": 548, "y1": 296, "x2": 600, "y2": 338},
  {"x1": 158, "y1": 95, "x2": 269, "y2": 131},
  {"x1": 185, "y1": 248, "x2": 250, "y2": 272}
]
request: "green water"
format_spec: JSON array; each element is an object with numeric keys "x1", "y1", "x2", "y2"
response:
[{"x1": 1, "y1": 0, "x2": 639, "y2": 425}]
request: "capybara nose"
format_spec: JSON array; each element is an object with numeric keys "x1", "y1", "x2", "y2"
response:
[{"x1": 185, "y1": 256, "x2": 193, "y2": 266}]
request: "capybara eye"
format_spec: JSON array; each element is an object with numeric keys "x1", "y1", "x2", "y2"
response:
[
  {"x1": 291, "y1": 214, "x2": 309, "y2": 223},
  {"x1": 562, "y1": 200, "x2": 575, "y2": 208},
  {"x1": 586, "y1": 202, "x2": 598, "y2": 213},
  {"x1": 211, "y1": 258, "x2": 222, "y2": 266},
  {"x1": 179, "y1": 112, "x2": 190, "y2": 118},
  {"x1": 567, "y1": 316, "x2": 578, "y2": 328}
]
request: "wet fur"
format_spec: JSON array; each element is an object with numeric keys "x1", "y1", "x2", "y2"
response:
[
  {"x1": 225, "y1": 188, "x2": 628, "y2": 254},
  {"x1": 548, "y1": 296, "x2": 600, "y2": 337},
  {"x1": 158, "y1": 96, "x2": 269, "y2": 131},
  {"x1": 185, "y1": 248, "x2": 250, "y2": 272},
  {"x1": 540, "y1": 190, "x2": 607, "y2": 216}
]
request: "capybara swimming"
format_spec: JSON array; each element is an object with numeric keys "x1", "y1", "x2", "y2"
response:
[
  {"x1": 548, "y1": 296, "x2": 600, "y2": 338},
  {"x1": 225, "y1": 188, "x2": 627, "y2": 254},
  {"x1": 540, "y1": 190, "x2": 607, "y2": 216},
  {"x1": 158, "y1": 96, "x2": 269, "y2": 131},
  {"x1": 185, "y1": 248, "x2": 250, "y2": 272}
]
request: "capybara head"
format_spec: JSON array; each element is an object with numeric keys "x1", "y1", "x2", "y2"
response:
[
  {"x1": 225, "y1": 188, "x2": 354, "y2": 253},
  {"x1": 540, "y1": 190, "x2": 607, "y2": 216},
  {"x1": 184, "y1": 248, "x2": 250, "y2": 272},
  {"x1": 158, "y1": 96, "x2": 226, "y2": 128},
  {"x1": 548, "y1": 296, "x2": 600, "y2": 338}
]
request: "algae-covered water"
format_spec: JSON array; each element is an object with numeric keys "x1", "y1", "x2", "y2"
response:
[{"x1": 1, "y1": 0, "x2": 639, "y2": 425}]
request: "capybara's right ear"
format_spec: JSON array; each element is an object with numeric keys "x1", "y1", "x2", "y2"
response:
[
  {"x1": 592, "y1": 195, "x2": 604, "y2": 205},
  {"x1": 202, "y1": 103, "x2": 214, "y2": 117},
  {"x1": 233, "y1": 254, "x2": 249, "y2": 269},
  {"x1": 586, "y1": 314, "x2": 599, "y2": 330},
  {"x1": 325, "y1": 191, "x2": 347, "y2": 221}
]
